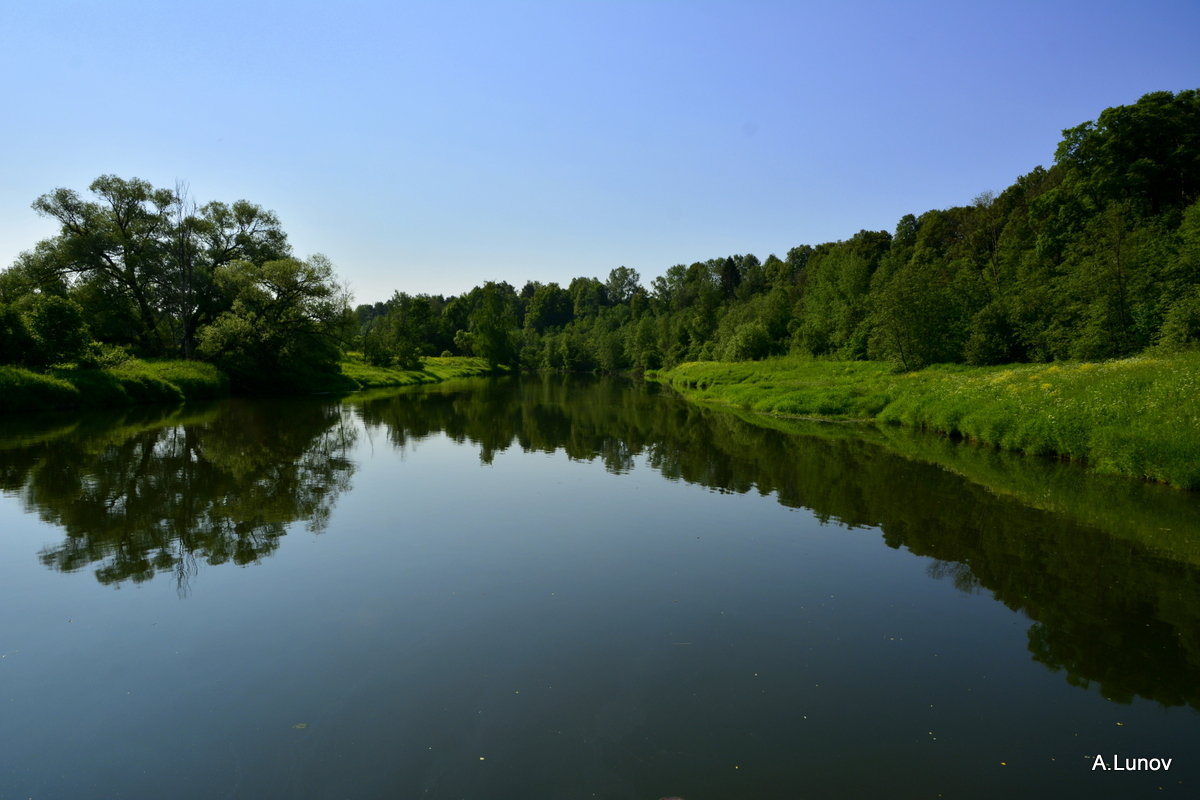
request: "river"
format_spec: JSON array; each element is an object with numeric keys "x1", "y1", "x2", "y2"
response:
[{"x1": 1, "y1": 376, "x2": 1196, "y2": 798}]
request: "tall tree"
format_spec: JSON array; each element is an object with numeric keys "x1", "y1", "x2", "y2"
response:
[
  {"x1": 468, "y1": 281, "x2": 519, "y2": 368},
  {"x1": 31, "y1": 175, "x2": 289, "y2": 357}
]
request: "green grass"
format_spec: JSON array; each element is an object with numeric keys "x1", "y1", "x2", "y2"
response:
[
  {"x1": 122, "y1": 360, "x2": 229, "y2": 399},
  {"x1": 0, "y1": 366, "x2": 80, "y2": 413},
  {"x1": 654, "y1": 351, "x2": 1200, "y2": 489},
  {"x1": 338, "y1": 355, "x2": 500, "y2": 389},
  {"x1": 0, "y1": 355, "x2": 499, "y2": 415},
  {"x1": 0, "y1": 360, "x2": 228, "y2": 413}
]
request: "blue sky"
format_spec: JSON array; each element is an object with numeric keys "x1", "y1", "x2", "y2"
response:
[{"x1": 1, "y1": 0, "x2": 1197, "y2": 303}]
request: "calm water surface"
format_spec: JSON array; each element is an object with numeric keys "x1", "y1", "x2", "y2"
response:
[{"x1": 1, "y1": 377, "x2": 1197, "y2": 799}]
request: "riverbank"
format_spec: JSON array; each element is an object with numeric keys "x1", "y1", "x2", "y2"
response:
[
  {"x1": 337, "y1": 355, "x2": 499, "y2": 389},
  {"x1": 652, "y1": 352, "x2": 1200, "y2": 489},
  {"x1": 0, "y1": 356, "x2": 498, "y2": 414},
  {"x1": 0, "y1": 360, "x2": 228, "y2": 413}
]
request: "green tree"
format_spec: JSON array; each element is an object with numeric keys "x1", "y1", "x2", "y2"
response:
[
  {"x1": 524, "y1": 282, "x2": 572, "y2": 332},
  {"x1": 197, "y1": 255, "x2": 351, "y2": 390},
  {"x1": 468, "y1": 281, "x2": 519, "y2": 368},
  {"x1": 605, "y1": 266, "x2": 641, "y2": 305},
  {"x1": 0, "y1": 303, "x2": 36, "y2": 364},
  {"x1": 569, "y1": 276, "x2": 607, "y2": 318},
  {"x1": 22, "y1": 295, "x2": 92, "y2": 367},
  {"x1": 1056, "y1": 90, "x2": 1200, "y2": 215},
  {"x1": 30, "y1": 175, "x2": 289, "y2": 357}
]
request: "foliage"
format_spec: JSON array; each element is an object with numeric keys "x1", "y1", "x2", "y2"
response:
[
  {"x1": 467, "y1": 281, "x2": 519, "y2": 369},
  {"x1": 28, "y1": 176, "x2": 290, "y2": 357},
  {"x1": 0, "y1": 302, "x2": 37, "y2": 365},
  {"x1": 6, "y1": 91, "x2": 1200, "y2": 397},
  {"x1": 1158, "y1": 287, "x2": 1200, "y2": 349},
  {"x1": 22, "y1": 294, "x2": 92, "y2": 367},
  {"x1": 197, "y1": 256, "x2": 352, "y2": 392},
  {"x1": 0, "y1": 295, "x2": 92, "y2": 368},
  {"x1": 321, "y1": 91, "x2": 1200, "y2": 377}
]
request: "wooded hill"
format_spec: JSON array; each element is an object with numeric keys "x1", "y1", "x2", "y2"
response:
[{"x1": 357, "y1": 89, "x2": 1200, "y2": 371}]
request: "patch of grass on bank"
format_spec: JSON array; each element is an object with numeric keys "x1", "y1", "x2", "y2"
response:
[
  {"x1": 0, "y1": 355, "x2": 495, "y2": 414},
  {"x1": 0, "y1": 366, "x2": 80, "y2": 413},
  {"x1": 0, "y1": 360, "x2": 229, "y2": 414},
  {"x1": 655, "y1": 352, "x2": 1200, "y2": 489},
  {"x1": 338, "y1": 355, "x2": 498, "y2": 389},
  {"x1": 126, "y1": 360, "x2": 229, "y2": 399}
]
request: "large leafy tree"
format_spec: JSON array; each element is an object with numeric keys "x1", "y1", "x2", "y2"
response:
[
  {"x1": 1056, "y1": 90, "x2": 1200, "y2": 215},
  {"x1": 197, "y1": 255, "x2": 352, "y2": 390},
  {"x1": 523, "y1": 282, "x2": 572, "y2": 333},
  {"x1": 467, "y1": 281, "x2": 519, "y2": 368},
  {"x1": 30, "y1": 175, "x2": 289, "y2": 357}
]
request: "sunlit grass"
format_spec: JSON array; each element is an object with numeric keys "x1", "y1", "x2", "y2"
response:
[
  {"x1": 0, "y1": 355, "x2": 498, "y2": 414},
  {"x1": 0, "y1": 360, "x2": 228, "y2": 412},
  {"x1": 338, "y1": 354, "x2": 499, "y2": 389},
  {"x1": 655, "y1": 352, "x2": 1200, "y2": 489}
]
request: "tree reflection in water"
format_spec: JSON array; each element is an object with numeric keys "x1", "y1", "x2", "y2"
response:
[
  {"x1": 5, "y1": 375, "x2": 1199, "y2": 710},
  {"x1": 352, "y1": 376, "x2": 1200, "y2": 712},
  {"x1": 0, "y1": 399, "x2": 355, "y2": 591}
]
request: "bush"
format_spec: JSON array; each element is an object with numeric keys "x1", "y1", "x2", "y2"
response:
[
  {"x1": 720, "y1": 321, "x2": 772, "y2": 361},
  {"x1": 0, "y1": 303, "x2": 36, "y2": 364},
  {"x1": 76, "y1": 342, "x2": 132, "y2": 369},
  {"x1": 23, "y1": 295, "x2": 91, "y2": 367},
  {"x1": 1158, "y1": 288, "x2": 1200, "y2": 349}
]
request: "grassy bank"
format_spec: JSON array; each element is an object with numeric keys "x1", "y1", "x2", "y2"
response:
[
  {"x1": 0, "y1": 356, "x2": 497, "y2": 415},
  {"x1": 337, "y1": 355, "x2": 500, "y2": 389},
  {"x1": 0, "y1": 360, "x2": 228, "y2": 414},
  {"x1": 654, "y1": 352, "x2": 1200, "y2": 489}
]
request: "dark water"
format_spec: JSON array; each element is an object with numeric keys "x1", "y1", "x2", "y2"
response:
[{"x1": 1, "y1": 377, "x2": 1197, "y2": 799}]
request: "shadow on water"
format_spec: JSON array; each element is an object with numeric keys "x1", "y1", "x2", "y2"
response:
[{"x1": 3, "y1": 375, "x2": 1199, "y2": 711}]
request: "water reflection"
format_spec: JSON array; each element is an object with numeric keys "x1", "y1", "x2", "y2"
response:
[
  {"x1": 3, "y1": 376, "x2": 1198, "y2": 712},
  {"x1": 351, "y1": 376, "x2": 1200, "y2": 712},
  {"x1": 0, "y1": 399, "x2": 355, "y2": 588}
]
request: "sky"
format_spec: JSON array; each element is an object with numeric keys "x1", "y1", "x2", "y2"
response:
[{"x1": 1, "y1": 0, "x2": 1198, "y2": 304}]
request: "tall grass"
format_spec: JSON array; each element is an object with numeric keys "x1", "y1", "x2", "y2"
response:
[
  {"x1": 0, "y1": 355, "x2": 495, "y2": 415},
  {"x1": 338, "y1": 355, "x2": 499, "y2": 389},
  {"x1": 0, "y1": 360, "x2": 228, "y2": 413},
  {"x1": 655, "y1": 352, "x2": 1200, "y2": 489}
]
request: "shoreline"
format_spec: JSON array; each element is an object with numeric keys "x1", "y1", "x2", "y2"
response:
[
  {"x1": 649, "y1": 352, "x2": 1200, "y2": 490},
  {"x1": 0, "y1": 356, "x2": 499, "y2": 415}
]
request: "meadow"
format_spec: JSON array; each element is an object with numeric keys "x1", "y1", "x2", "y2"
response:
[{"x1": 654, "y1": 351, "x2": 1200, "y2": 489}]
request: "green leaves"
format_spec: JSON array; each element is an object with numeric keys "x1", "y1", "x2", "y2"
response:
[{"x1": 198, "y1": 256, "x2": 351, "y2": 391}]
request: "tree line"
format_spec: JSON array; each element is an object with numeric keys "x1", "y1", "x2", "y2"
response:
[
  {"x1": 359, "y1": 89, "x2": 1200, "y2": 371},
  {"x1": 3, "y1": 90, "x2": 1198, "y2": 384}
]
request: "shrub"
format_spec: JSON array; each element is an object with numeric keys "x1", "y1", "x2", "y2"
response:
[
  {"x1": 1158, "y1": 288, "x2": 1200, "y2": 349},
  {"x1": 23, "y1": 295, "x2": 91, "y2": 367}
]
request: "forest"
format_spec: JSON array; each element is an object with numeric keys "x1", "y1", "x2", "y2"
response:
[
  {"x1": 1, "y1": 90, "x2": 1198, "y2": 388},
  {"x1": 358, "y1": 90, "x2": 1200, "y2": 371}
]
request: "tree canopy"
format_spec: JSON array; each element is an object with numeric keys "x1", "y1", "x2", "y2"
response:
[
  {"x1": 348, "y1": 90, "x2": 1200, "y2": 372},
  {"x1": 2, "y1": 176, "x2": 350, "y2": 390}
]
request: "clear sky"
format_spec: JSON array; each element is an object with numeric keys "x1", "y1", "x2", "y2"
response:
[{"x1": 1, "y1": 0, "x2": 1197, "y2": 304}]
